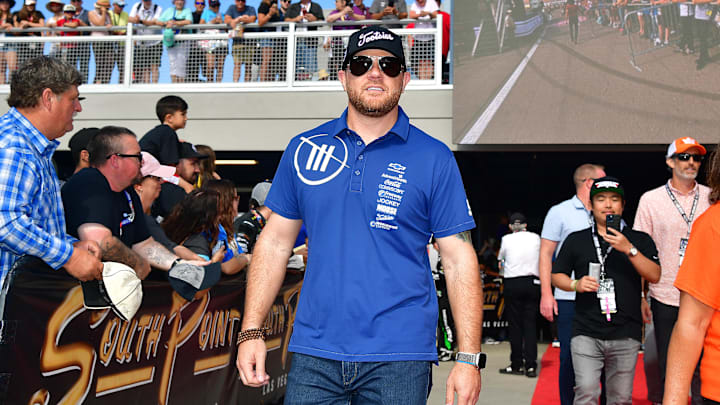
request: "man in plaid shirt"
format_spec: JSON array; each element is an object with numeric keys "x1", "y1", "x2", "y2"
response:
[{"x1": 0, "y1": 56, "x2": 103, "y2": 288}]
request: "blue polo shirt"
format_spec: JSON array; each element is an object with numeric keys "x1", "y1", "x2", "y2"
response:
[
  {"x1": 266, "y1": 107, "x2": 475, "y2": 362},
  {"x1": 540, "y1": 195, "x2": 592, "y2": 301}
]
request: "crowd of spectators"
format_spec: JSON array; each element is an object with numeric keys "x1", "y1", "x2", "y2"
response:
[
  {"x1": 563, "y1": 0, "x2": 719, "y2": 69},
  {"x1": 0, "y1": 0, "x2": 449, "y2": 83}
]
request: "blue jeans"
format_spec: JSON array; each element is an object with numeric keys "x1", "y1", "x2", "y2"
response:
[
  {"x1": 284, "y1": 353, "x2": 432, "y2": 405},
  {"x1": 557, "y1": 299, "x2": 576, "y2": 405}
]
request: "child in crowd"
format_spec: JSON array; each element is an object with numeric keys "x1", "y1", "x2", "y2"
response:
[{"x1": 139, "y1": 95, "x2": 188, "y2": 167}]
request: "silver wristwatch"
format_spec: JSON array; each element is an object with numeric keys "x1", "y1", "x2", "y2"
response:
[
  {"x1": 628, "y1": 246, "x2": 638, "y2": 257},
  {"x1": 455, "y1": 352, "x2": 487, "y2": 369}
]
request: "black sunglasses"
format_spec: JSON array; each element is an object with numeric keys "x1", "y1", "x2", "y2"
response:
[
  {"x1": 672, "y1": 153, "x2": 704, "y2": 162},
  {"x1": 107, "y1": 153, "x2": 144, "y2": 163},
  {"x1": 348, "y1": 55, "x2": 404, "y2": 78}
]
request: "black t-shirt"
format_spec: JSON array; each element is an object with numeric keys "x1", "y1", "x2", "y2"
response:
[
  {"x1": 258, "y1": 2, "x2": 283, "y2": 32},
  {"x1": 139, "y1": 124, "x2": 181, "y2": 166},
  {"x1": 552, "y1": 226, "x2": 659, "y2": 342},
  {"x1": 62, "y1": 168, "x2": 150, "y2": 247},
  {"x1": 233, "y1": 209, "x2": 266, "y2": 254},
  {"x1": 145, "y1": 213, "x2": 176, "y2": 251},
  {"x1": 151, "y1": 182, "x2": 187, "y2": 221}
]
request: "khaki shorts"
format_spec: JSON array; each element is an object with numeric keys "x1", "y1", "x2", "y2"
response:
[{"x1": 232, "y1": 41, "x2": 256, "y2": 65}]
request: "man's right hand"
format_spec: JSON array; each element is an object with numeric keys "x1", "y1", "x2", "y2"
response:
[
  {"x1": 576, "y1": 276, "x2": 599, "y2": 293},
  {"x1": 235, "y1": 338, "x2": 270, "y2": 387},
  {"x1": 540, "y1": 293, "x2": 557, "y2": 322},
  {"x1": 64, "y1": 247, "x2": 103, "y2": 281}
]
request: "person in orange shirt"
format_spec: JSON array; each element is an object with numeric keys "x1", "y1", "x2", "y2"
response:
[{"x1": 665, "y1": 144, "x2": 720, "y2": 405}]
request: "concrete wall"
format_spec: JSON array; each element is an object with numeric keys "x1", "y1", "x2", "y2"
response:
[{"x1": 0, "y1": 87, "x2": 453, "y2": 151}]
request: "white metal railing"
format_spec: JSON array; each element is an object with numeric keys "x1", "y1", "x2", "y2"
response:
[{"x1": 0, "y1": 16, "x2": 446, "y2": 90}]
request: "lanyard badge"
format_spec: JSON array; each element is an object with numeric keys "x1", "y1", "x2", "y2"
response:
[
  {"x1": 597, "y1": 278, "x2": 617, "y2": 321},
  {"x1": 665, "y1": 183, "x2": 698, "y2": 268}
]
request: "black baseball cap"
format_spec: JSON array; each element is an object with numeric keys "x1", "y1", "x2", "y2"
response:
[
  {"x1": 590, "y1": 176, "x2": 625, "y2": 200},
  {"x1": 509, "y1": 212, "x2": 526, "y2": 224},
  {"x1": 341, "y1": 26, "x2": 406, "y2": 71},
  {"x1": 179, "y1": 142, "x2": 209, "y2": 160}
]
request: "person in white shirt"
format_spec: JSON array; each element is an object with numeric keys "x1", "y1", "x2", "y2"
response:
[
  {"x1": 408, "y1": 0, "x2": 437, "y2": 80},
  {"x1": 128, "y1": 0, "x2": 163, "y2": 82},
  {"x1": 498, "y1": 212, "x2": 541, "y2": 378}
]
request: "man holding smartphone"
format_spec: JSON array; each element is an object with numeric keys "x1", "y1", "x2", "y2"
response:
[
  {"x1": 369, "y1": 0, "x2": 408, "y2": 27},
  {"x1": 552, "y1": 177, "x2": 661, "y2": 405},
  {"x1": 634, "y1": 136, "x2": 710, "y2": 405}
]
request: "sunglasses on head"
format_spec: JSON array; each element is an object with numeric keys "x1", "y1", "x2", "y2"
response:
[
  {"x1": 672, "y1": 153, "x2": 704, "y2": 162},
  {"x1": 348, "y1": 55, "x2": 404, "y2": 77}
]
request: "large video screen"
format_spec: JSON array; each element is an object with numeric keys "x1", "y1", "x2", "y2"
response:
[{"x1": 452, "y1": 0, "x2": 720, "y2": 146}]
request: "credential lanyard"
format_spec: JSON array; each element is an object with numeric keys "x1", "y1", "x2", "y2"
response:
[
  {"x1": 665, "y1": 183, "x2": 699, "y2": 239},
  {"x1": 592, "y1": 231, "x2": 612, "y2": 281},
  {"x1": 119, "y1": 191, "x2": 135, "y2": 236}
]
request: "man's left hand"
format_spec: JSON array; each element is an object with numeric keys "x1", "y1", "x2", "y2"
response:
[
  {"x1": 603, "y1": 227, "x2": 632, "y2": 254},
  {"x1": 445, "y1": 362, "x2": 481, "y2": 405}
]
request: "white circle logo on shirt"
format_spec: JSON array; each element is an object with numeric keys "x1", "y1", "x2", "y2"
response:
[{"x1": 293, "y1": 134, "x2": 349, "y2": 186}]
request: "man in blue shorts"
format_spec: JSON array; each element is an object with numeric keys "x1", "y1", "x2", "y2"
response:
[{"x1": 235, "y1": 26, "x2": 484, "y2": 404}]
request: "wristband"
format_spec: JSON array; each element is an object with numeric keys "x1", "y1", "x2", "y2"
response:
[
  {"x1": 571, "y1": 280, "x2": 578, "y2": 292},
  {"x1": 237, "y1": 327, "x2": 269, "y2": 345}
]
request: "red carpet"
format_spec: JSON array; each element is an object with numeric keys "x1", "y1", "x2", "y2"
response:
[{"x1": 531, "y1": 346, "x2": 652, "y2": 405}]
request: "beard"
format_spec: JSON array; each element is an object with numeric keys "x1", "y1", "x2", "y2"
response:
[
  {"x1": 346, "y1": 85, "x2": 403, "y2": 118},
  {"x1": 675, "y1": 166, "x2": 698, "y2": 181}
]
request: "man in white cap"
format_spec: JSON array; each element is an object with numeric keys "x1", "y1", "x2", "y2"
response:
[{"x1": 634, "y1": 136, "x2": 710, "y2": 405}]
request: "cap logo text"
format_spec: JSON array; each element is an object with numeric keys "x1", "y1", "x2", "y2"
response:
[
  {"x1": 595, "y1": 181, "x2": 619, "y2": 189},
  {"x1": 357, "y1": 31, "x2": 395, "y2": 47}
]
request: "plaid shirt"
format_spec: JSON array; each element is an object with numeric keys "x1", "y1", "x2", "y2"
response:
[{"x1": 0, "y1": 108, "x2": 75, "y2": 287}]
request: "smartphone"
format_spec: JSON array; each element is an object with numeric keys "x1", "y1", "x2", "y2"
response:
[
  {"x1": 388, "y1": 0, "x2": 395, "y2": 7},
  {"x1": 606, "y1": 214, "x2": 621, "y2": 233}
]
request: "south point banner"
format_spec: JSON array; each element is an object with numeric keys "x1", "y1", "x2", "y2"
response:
[{"x1": 0, "y1": 257, "x2": 303, "y2": 405}]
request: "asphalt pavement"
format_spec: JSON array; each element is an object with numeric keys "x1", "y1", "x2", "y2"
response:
[
  {"x1": 453, "y1": 5, "x2": 720, "y2": 146},
  {"x1": 428, "y1": 342, "x2": 548, "y2": 404}
]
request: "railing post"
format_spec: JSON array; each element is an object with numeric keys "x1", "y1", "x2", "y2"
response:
[
  {"x1": 286, "y1": 23, "x2": 296, "y2": 88},
  {"x1": 124, "y1": 23, "x2": 133, "y2": 87},
  {"x1": 434, "y1": 13, "x2": 442, "y2": 85}
]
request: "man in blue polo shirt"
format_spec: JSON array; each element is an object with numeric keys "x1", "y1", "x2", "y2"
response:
[{"x1": 235, "y1": 26, "x2": 484, "y2": 404}]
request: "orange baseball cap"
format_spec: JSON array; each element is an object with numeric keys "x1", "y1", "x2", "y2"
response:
[{"x1": 666, "y1": 137, "x2": 706, "y2": 158}]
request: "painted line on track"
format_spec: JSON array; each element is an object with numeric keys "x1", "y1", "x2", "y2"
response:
[{"x1": 460, "y1": 28, "x2": 546, "y2": 144}]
